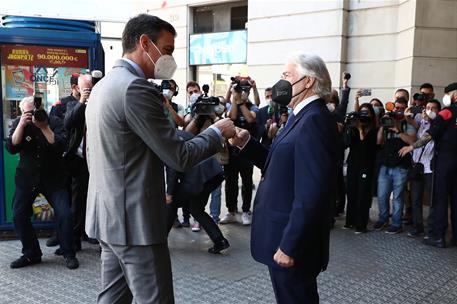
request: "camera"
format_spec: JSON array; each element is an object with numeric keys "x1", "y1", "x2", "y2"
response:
[
  {"x1": 413, "y1": 92, "x2": 431, "y2": 103},
  {"x1": 345, "y1": 110, "x2": 371, "y2": 126},
  {"x1": 189, "y1": 83, "x2": 220, "y2": 116},
  {"x1": 193, "y1": 95, "x2": 220, "y2": 116},
  {"x1": 380, "y1": 111, "x2": 404, "y2": 128},
  {"x1": 25, "y1": 93, "x2": 48, "y2": 122},
  {"x1": 231, "y1": 76, "x2": 252, "y2": 93},
  {"x1": 410, "y1": 106, "x2": 424, "y2": 115}
]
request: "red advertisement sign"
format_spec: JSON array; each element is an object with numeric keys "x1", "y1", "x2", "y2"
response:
[{"x1": 1, "y1": 44, "x2": 88, "y2": 68}]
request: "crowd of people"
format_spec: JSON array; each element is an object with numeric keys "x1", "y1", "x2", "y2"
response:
[{"x1": 4, "y1": 12, "x2": 457, "y2": 304}]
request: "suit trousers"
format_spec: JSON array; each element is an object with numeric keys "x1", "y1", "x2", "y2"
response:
[
  {"x1": 98, "y1": 241, "x2": 174, "y2": 304},
  {"x1": 268, "y1": 266, "x2": 319, "y2": 304}
]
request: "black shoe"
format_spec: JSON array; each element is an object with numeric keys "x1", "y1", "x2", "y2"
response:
[
  {"x1": 373, "y1": 221, "x2": 388, "y2": 231},
  {"x1": 65, "y1": 256, "x2": 79, "y2": 270},
  {"x1": 55, "y1": 248, "x2": 63, "y2": 256},
  {"x1": 407, "y1": 227, "x2": 424, "y2": 238},
  {"x1": 46, "y1": 234, "x2": 59, "y2": 247},
  {"x1": 181, "y1": 219, "x2": 190, "y2": 228},
  {"x1": 82, "y1": 234, "x2": 99, "y2": 245},
  {"x1": 208, "y1": 238, "x2": 230, "y2": 254},
  {"x1": 385, "y1": 225, "x2": 403, "y2": 235},
  {"x1": 423, "y1": 237, "x2": 445, "y2": 248},
  {"x1": 355, "y1": 229, "x2": 368, "y2": 235},
  {"x1": 10, "y1": 255, "x2": 42, "y2": 269},
  {"x1": 342, "y1": 224, "x2": 353, "y2": 230}
]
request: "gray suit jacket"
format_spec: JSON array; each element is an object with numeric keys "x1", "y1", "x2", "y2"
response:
[{"x1": 85, "y1": 59, "x2": 222, "y2": 246}]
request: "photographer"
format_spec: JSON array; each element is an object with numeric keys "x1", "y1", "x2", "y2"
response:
[
  {"x1": 256, "y1": 87, "x2": 288, "y2": 147},
  {"x1": 183, "y1": 85, "x2": 226, "y2": 229},
  {"x1": 6, "y1": 96, "x2": 79, "y2": 270},
  {"x1": 165, "y1": 130, "x2": 229, "y2": 254},
  {"x1": 49, "y1": 73, "x2": 80, "y2": 120},
  {"x1": 220, "y1": 77, "x2": 258, "y2": 226},
  {"x1": 405, "y1": 100, "x2": 440, "y2": 237},
  {"x1": 399, "y1": 83, "x2": 457, "y2": 247},
  {"x1": 61, "y1": 74, "x2": 98, "y2": 251},
  {"x1": 161, "y1": 79, "x2": 185, "y2": 128},
  {"x1": 373, "y1": 95, "x2": 417, "y2": 234},
  {"x1": 344, "y1": 104, "x2": 381, "y2": 233}
]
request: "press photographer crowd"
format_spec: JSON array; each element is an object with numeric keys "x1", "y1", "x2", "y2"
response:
[{"x1": 3, "y1": 13, "x2": 457, "y2": 304}]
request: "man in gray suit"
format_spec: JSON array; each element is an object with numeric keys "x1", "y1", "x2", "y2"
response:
[{"x1": 85, "y1": 14, "x2": 236, "y2": 304}]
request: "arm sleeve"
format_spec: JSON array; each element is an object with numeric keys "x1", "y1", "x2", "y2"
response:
[
  {"x1": 427, "y1": 109, "x2": 451, "y2": 140},
  {"x1": 64, "y1": 101, "x2": 86, "y2": 130},
  {"x1": 124, "y1": 79, "x2": 222, "y2": 172},
  {"x1": 279, "y1": 114, "x2": 336, "y2": 258},
  {"x1": 238, "y1": 137, "x2": 269, "y2": 170},
  {"x1": 48, "y1": 116, "x2": 67, "y2": 154},
  {"x1": 5, "y1": 118, "x2": 22, "y2": 154},
  {"x1": 335, "y1": 87, "x2": 350, "y2": 121}
]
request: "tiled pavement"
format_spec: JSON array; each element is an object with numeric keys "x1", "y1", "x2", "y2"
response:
[{"x1": 1, "y1": 170, "x2": 456, "y2": 303}]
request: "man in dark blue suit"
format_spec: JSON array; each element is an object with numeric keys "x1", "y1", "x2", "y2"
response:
[{"x1": 230, "y1": 53, "x2": 338, "y2": 304}]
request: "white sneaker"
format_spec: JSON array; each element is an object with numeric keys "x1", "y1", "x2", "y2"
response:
[
  {"x1": 191, "y1": 221, "x2": 201, "y2": 232},
  {"x1": 219, "y1": 213, "x2": 237, "y2": 224},
  {"x1": 241, "y1": 212, "x2": 252, "y2": 226}
]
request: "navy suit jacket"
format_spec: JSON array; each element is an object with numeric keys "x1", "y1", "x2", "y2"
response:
[{"x1": 240, "y1": 98, "x2": 338, "y2": 276}]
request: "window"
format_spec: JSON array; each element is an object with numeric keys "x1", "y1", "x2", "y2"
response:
[
  {"x1": 231, "y1": 6, "x2": 247, "y2": 30},
  {"x1": 193, "y1": 8, "x2": 213, "y2": 33}
]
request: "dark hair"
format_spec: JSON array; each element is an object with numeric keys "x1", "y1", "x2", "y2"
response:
[
  {"x1": 420, "y1": 83, "x2": 434, "y2": 91},
  {"x1": 370, "y1": 98, "x2": 383, "y2": 108},
  {"x1": 427, "y1": 99, "x2": 441, "y2": 111},
  {"x1": 395, "y1": 97, "x2": 408, "y2": 106},
  {"x1": 122, "y1": 14, "x2": 176, "y2": 55},
  {"x1": 395, "y1": 88, "x2": 410, "y2": 101},
  {"x1": 359, "y1": 103, "x2": 376, "y2": 126},
  {"x1": 265, "y1": 87, "x2": 272, "y2": 92},
  {"x1": 186, "y1": 81, "x2": 200, "y2": 91}
]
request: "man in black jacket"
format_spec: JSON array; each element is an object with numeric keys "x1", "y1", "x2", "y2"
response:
[
  {"x1": 63, "y1": 74, "x2": 95, "y2": 250},
  {"x1": 49, "y1": 73, "x2": 80, "y2": 120},
  {"x1": 6, "y1": 96, "x2": 79, "y2": 270}
]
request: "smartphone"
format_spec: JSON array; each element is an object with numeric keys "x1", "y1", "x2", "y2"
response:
[{"x1": 360, "y1": 88, "x2": 372, "y2": 96}]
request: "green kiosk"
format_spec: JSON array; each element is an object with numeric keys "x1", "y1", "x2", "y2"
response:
[{"x1": 0, "y1": 16, "x2": 104, "y2": 230}]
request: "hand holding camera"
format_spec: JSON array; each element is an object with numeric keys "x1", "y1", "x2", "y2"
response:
[
  {"x1": 18, "y1": 111, "x2": 33, "y2": 128},
  {"x1": 80, "y1": 88, "x2": 91, "y2": 104}
]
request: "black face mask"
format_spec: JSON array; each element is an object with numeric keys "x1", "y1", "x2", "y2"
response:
[{"x1": 271, "y1": 76, "x2": 307, "y2": 106}]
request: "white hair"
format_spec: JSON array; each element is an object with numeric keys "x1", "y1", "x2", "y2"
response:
[
  {"x1": 287, "y1": 52, "x2": 332, "y2": 99},
  {"x1": 78, "y1": 74, "x2": 92, "y2": 87},
  {"x1": 19, "y1": 96, "x2": 34, "y2": 112}
]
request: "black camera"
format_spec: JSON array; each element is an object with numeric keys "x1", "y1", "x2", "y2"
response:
[
  {"x1": 410, "y1": 106, "x2": 424, "y2": 115},
  {"x1": 231, "y1": 76, "x2": 252, "y2": 93},
  {"x1": 345, "y1": 110, "x2": 371, "y2": 126},
  {"x1": 193, "y1": 95, "x2": 220, "y2": 116},
  {"x1": 25, "y1": 94, "x2": 48, "y2": 122},
  {"x1": 380, "y1": 111, "x2": 404, "y2": 128}
]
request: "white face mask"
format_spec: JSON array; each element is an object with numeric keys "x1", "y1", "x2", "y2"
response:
[
  {"x1": 189, "y1": 92, "x2": 200, "y2": 105},
  {"x1": 162, "y1": 89, "x2": 173, "y2": 100},
  {"x1": 326, "y1": 103, "x2": 336, "y2": 112},
  {"x1": 426, "y1": 109, "x2": 437, "y2": 120},
  {"x1": 442, "y1": 94, "x2": 452, "y2": 107},
  {"x1": 145, "y1": 40, "x2": 177, "y2": 80}
]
